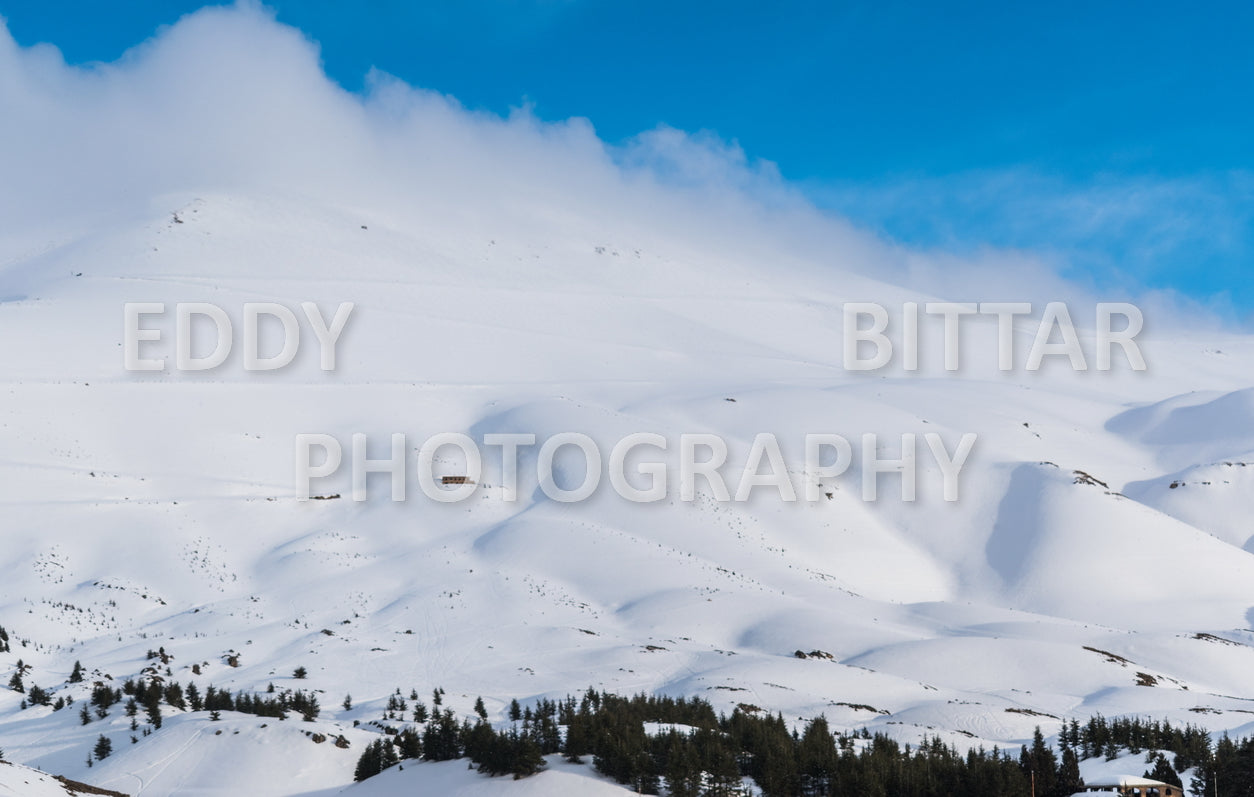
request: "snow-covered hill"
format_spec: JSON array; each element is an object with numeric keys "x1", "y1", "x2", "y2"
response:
[
  {"x1": 0, "y1": 760, "x2": 126, "y2": 797},
  {"x1": 2, "y1": 5, "x2": 1253, "y2": 795}
]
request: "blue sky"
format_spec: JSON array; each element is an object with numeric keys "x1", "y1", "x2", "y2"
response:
[{"x1": 3, "y1": 0, "x2": 1251, "y2": 313}]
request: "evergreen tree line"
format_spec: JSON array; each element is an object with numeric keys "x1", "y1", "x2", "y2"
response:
[
  {"x1": 348, "y1": 688, "x2": 1242, "y2": 797},
  {"x1": 1057, "y1": 713, "x2": 1211, "y2": 771},
  {"x1": 1188, "y1": 733, "x2": 1254, "y2": 797},
  {"x1": 354, "y1": 705, "x2": 550, "y2": 781},
  {"x1": 6, "y1": 667, "x2": 316, "y2": 729},
  {"x1": 569, "y1": 691, "x2": 1038, "y2": 797},
  {"x1": 196, "y1": 683, "x2": 321, "y2": 721},
  {"x1": 8, "y1": 651, "x2": 1253, "y2": 797},
  {"x1": 118, "y1": 676, "x2": 319, "y2": 722}
]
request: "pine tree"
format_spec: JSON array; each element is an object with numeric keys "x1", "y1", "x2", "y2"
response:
[
  {"x1": 343, "y1": 694, "x2": 352, "y2": 711},
  {"x1": 510, "y1": 732, "x2": 546, "y2": 779},
  {"x1": 80, "y1": 704, "x2": 92, "y2": 725},
  {"x1": 94, "y1": 735, "x2": 113, "y2": 761},
  {"x1": 799, "y1": 715, "x2": 838, "y2": 788},
  {"x1": 704, "y1": 745, "x2": 745, "y2": 796},
  {"x1": 8, "y1": 672, "x2": 23, "y2": 693},
  {"x1": 1144, "y1": 752, "x2": 1181, "y2": 788},
  {"x1": 164, "y1": 682, "x2": 185, "y2": 710},
  {"x1": 353, "y1": 741, "x2": 376, "y2": 781},
  {"x1": 1021, "y1": 728, "x2": 1059, "y2": 797},
  {"x1": 422, "y1": 709, "x2": 462, "y2": 761},
  {"x1": 354, "y1": 740, "x2": 382, "y2": 782},
  {"x1": 69, "y1": 661, "x2": 84, "y2": 684},
  {"x1": 474, "y1": 696, "x2": 488, "y2": 720},
  {"x1": 380, "y1": 738, "x2": 400, "y2": 771},
  {"x1": 354, "y1": 739, "x2": 400, "y2": 781},
  {"x1": 563, "y1": 712, "x2": 591, "y2": 764},
  {"x1": 146, "y1": 697, "x2": 163, "y2": 730},
  {"x1": 293, "y1": 666, "x2": 307, "y2": 679},
  {"x1": 508, "y1": 698, "x2": 522, "y2": 722},
  {"x1": 1104, "y1": 738, "x2": 1119, "y2": 761},
  {"x1": 302, "y1": 694, "x2": 320, "y2": 722},
  {"x1": 186, "y1": 683, "x2": 202, "y2": 712},
  {"x1": 27, "y1": 684, "x2": 50, "y2": 706},
  {"x1": 664, "y1": 735, "x2": 702, "y2": 797},
  {"x1": 1057, "y1": 746, "x2": 1084, "y2": 796},
  {"x1": 396, "y1": 728, "x2": 423, "y2": 760}
]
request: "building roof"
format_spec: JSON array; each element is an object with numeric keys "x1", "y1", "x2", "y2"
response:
[{"x1": 1083, "y1": 775, "x2": 1172, "y2": 787}]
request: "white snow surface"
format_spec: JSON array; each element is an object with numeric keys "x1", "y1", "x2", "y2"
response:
[
  {"x1": 0, "y1": 759, "x2": 114, "y2": 797},
  {"x1": 1, "y1": 190, "x2": 1251, "y2": 795}
]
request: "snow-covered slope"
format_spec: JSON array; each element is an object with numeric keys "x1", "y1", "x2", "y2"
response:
[
  {"x1": 0, "y1": 760, "x2": 126, "y2": 797},
  {"x1": 1, "y1": 190, "x2": 1252, "y2": 794},
  {"x1": 2, "y1": 6, "x2": 1254, "y2": 795}
]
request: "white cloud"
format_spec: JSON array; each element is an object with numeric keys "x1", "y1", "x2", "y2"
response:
[{"x1": 0, "y1": 2, "x2": 1232, "y2": 326}]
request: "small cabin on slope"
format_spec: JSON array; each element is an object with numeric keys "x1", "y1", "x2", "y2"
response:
[{"x1": 1070, "y1": 775, "x2": 1181, "y2": 797}]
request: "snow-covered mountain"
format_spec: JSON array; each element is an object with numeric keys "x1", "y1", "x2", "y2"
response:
[{"x1": 2, "y1": 6, "x2": 1253, "y2": 796}]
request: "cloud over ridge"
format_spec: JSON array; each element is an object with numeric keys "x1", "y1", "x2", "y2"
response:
[{"x1": 0, "y1": 2, "x2": 1223, "y2": 321}]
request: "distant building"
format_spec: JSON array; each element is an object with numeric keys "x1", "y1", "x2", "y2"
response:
[{"x1": 1071, "y1": 775, "x2": 1181, "y2": 797}]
